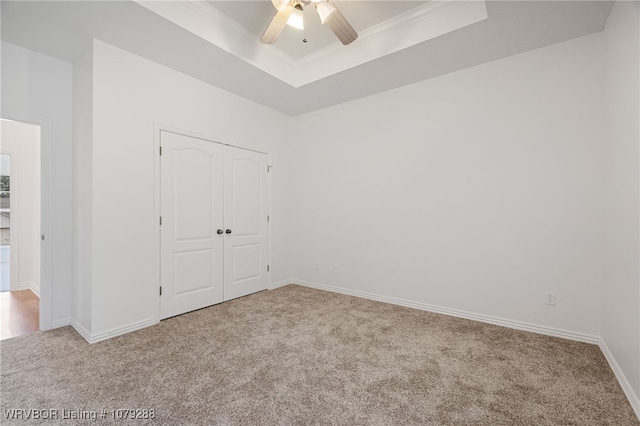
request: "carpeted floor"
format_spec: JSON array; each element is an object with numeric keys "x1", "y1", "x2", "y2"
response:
[{"x1": 0, "y1": 285, "x2": 638, "y2": 425}]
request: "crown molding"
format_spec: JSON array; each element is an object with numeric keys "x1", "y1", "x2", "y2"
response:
[
  {"x1": 296, "y1": 0, "x2": 472, "y2": 67},
  {"x1": 182, "y1": 0, "x2": 297, "y2": 66},
  {"x1": 292, "y1": 0, "x2": 487, "y2": 86},
  {"x1": 135, "y1": 0, "x2": 297, "y2": 83},
  {"x1": 135, "y1": 0, "x2": 487, "y2": 87}
]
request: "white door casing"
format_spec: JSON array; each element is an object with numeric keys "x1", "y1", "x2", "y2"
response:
[
  {"x1": 160, "y1": 131, "x2": 268, "y2": 319},
  {"x1": 1, "y1": 112, "x2": 51, "y2": 331}
]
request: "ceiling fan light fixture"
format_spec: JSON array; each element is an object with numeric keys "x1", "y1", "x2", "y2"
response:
[
  {"x1": 286, "y1": 7, "x2": 305, "y2": 30},
  {"x1": 316, "y1": 1, "x2": 337, "y2": 25},
  {"x1": 261, "y1": 0, "x2": 356, "y2": 45},
  {"x1": 271, "y1": 0, "x2": 290, "y2": 12}
]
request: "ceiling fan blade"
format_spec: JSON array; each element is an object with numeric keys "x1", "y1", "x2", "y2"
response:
[
  {"x1": 260, "y1": 2, "x2": 296, "y2": 44},
  {"x1": 325, "y1": 0, "x2": 357, "y2": 45}
]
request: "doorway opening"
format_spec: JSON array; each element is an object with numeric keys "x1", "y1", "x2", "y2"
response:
[
  {"x1": 0, "y1": 119, "x2": 41, "y2": 340},
  {"x1": 1, "y1": 154, "x2": 11, "y2": 291}
]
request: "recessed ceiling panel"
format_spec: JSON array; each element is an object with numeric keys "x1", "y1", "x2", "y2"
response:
[
  {"x1": 137, "y1": 0, "x2": 489, "y2": 87},
  {"x1": 208, "y1": 1, "x2": 426, "y2": 60}
]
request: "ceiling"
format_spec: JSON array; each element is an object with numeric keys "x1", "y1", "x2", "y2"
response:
[
  {"x1": 207, "y1": 1, "x2": 428, "y2": 60},
  {"x1": 1, "y1": 1, "x2": 614, "y2": 116},
  {"x1": 136, "y1": 0, "x2": 490, "y2": 87}
]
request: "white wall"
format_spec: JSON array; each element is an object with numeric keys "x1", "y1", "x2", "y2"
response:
[
  {"x1": 4, "y1": 5, "x2": 639, "y2": 416},
  {"x1": 75, "y1": 40, "x2": 290, "y2": 340},
  {"x1": 1, "y1": 42, "x2": 73, "y2": 327},
  {"x1": 289, "y1": 32, "x2": 605, "y2": 338},
  {"x1": 1, "y1": 119, "x2": 41, "y2": 294},
  {"x1": 602, "y1": 0, "x2": 640, "y2": 409},
  {"x1": 72, "y1": 45, "x2": 94, "y2": 335}
]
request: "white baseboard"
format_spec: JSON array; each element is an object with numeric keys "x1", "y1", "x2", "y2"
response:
[
  {"x1": 599, "y1": 338, "x2": 640, "y2": 420},
  {"x1": 70, "y1": 319, "x2": 92, "y2": 343},
  {"x1": 88, "y1": 318, "x2": 157, "y2": 344},
  {"x1": 71, "y1": 317, "x2": 157, "y2": 344},
  {"x1": 269, "y1": 280, "x2": 293, "y2": 290},
  {"x1": 30, "y1": 284, "x2": 40, "y2": 297},
  {"x1": 291, "y1": 279, "x2": 600, "y2": 344},
  {"x1": 50, "y1": 317, "x2": 71, "y2": 329},
  {"x1": 17, "y1": 281, "x2": 40, "y2": 297}
]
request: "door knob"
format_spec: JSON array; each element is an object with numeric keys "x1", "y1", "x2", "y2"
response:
[
  {"x1": 217, "y1": 229, "x2": 223, "y2": 235},
  {"x1": 225, "y1": 229, "x2": 232, "y2": 234}
]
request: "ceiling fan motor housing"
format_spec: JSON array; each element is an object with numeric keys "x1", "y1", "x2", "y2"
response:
[{"x1": 263, "y1": 0, "x2": 357, "y2": 46}]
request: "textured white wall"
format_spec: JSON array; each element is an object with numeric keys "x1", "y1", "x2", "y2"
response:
[
  {"x1": 289, "y1": 33, "x2": 605, "y2": 336},
  {"x1": 602, "y1": 0, "x2": 640, "y2": 403},
  {"x1": 1, "y1": 119, "x2": 40, "y2": 294},
  {"x1": 85, "y1": 40, "x2": 291, "y2": 338},
  {"x1": 1, "y1": 41, "x2": 73, "y2": 327}
]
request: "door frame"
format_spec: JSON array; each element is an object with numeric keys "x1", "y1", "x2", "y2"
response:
[
  {"x1": 152, "y1": 124, "x2": 272, "y2": 324},
  {"x1": 1, "y1": 111, "x2": 53, "y2": 331}
]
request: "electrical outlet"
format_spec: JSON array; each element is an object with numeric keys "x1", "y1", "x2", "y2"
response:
[{"x1": 545, "y1": 291, "x2": 556, "y2": 306}]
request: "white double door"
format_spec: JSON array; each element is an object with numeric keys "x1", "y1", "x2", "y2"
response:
[{"x1": 160, "y1": 131, "x2": 268, "y2": 319}]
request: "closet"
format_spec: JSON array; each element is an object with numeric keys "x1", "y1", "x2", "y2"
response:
[{"x1": 159, "y1": 131, "x2": 268, "y2": 319}]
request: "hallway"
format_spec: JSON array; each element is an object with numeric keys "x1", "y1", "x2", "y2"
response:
[
  {"x1": 0, "y1": 246, "x2": 9, "y2": 292},
  {"x1": 0, "y1": 290, "x2": 39, "y2": 340}
]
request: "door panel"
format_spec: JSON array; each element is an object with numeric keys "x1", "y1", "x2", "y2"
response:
[
  {"x1": 231, "y1": 159, "x2": 261, "y2": 236},
  {"x1": 232, "y1": 244, "x2": 261, "y2": 281},
  {"x1": 173, "y1": 148, "x2": 215, "y2": 241},
  {"x1": 160, "y1": 131, "x2": 224, "y2": 319},
  {"x1": 173, "y1": 249, "x2": 214, "y2": 295},
  {"x1": 223, "y1": 151, "x2": 268, "y2": 301}
]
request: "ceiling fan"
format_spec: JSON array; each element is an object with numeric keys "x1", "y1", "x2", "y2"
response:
[{"x1": 261, "y1": 0, "x2": 358, "y2": 46}]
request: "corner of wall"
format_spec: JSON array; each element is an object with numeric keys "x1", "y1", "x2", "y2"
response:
[
  {"x1": 600, "y1": 0, "x2": 640, "y2": 415},
  {"x1": 71, "y1": 42, "x2": 95, "y2": 336},
  {"x1": 600, "y1": 338, "x2": 640, "y2": 419}
]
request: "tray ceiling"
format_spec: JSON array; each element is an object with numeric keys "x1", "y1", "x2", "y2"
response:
[
  {"x1": 208, "y1": 1, "x2": 428, "y2": 60},
  {"x1": 1, "y1": 1, "x2": 615, "y2": 116}
]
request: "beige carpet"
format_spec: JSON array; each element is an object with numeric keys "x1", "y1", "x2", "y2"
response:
[{"x1": 0, "y1": 285, "x2": 638, "y2": 425}]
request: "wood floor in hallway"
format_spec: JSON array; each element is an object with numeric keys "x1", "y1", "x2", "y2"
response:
[{"x1": 0, "y1": 290, "x2": 39, "y2": 340}]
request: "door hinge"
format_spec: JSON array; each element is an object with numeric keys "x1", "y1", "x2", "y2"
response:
[
  {"x1": 267, "y1": 165, "x2": 272, "y2": 173},
  {"x1": 267, "y1": 265, "x2": 270, "y2": 272},
  {"x1": 160, "y1": 286, "x2": 162, "y2": 296},
  {"x1": 159, "y1": 146, "x2": 162, "y2": 156},
  {"x1": 160, "y1": 216, "x2": 162, "y2": 225},
  {"x1": 267, "y1": 215, "x2": 270, "y2": 223},
  {"x1": 41, "y1": 235, "x2": 45, "y2": 241}
]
